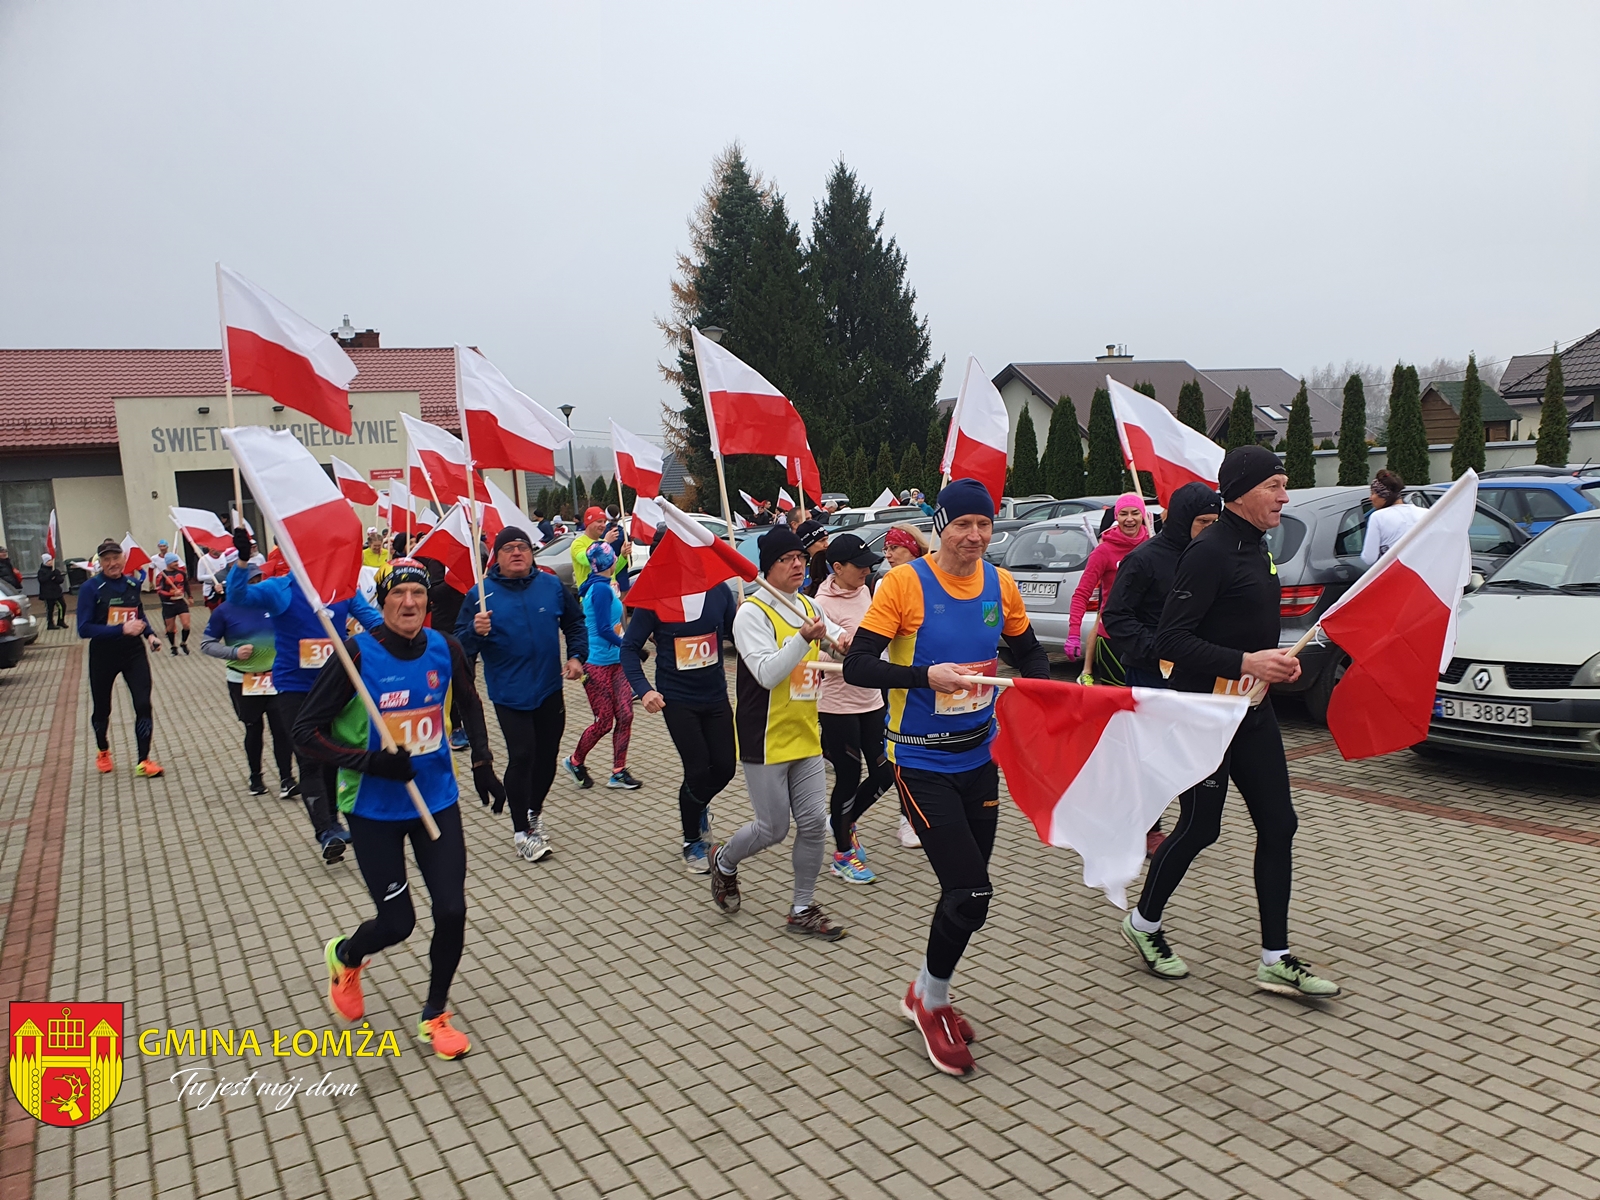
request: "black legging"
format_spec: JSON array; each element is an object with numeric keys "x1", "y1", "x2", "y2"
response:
[
  {"x1": 1136, "y1": 701, "x2": 1298, "y2": 950},
  {"x1": 45, "y1": 598, "x2": 66, "y2": 629},
  {"x1": 341, "y1": 802, "x2": 466, "y2": 1014},
  {"x1": 89, "y1": 647, "x2": 153, "y2": 760},
  {"x1": 895, "y1": 761, "x2": 999, "y2": 981},
  {"x1": 820, "y1": 709, "x2": 893, "y2": 854},
  {"x1": 661, "y1": 698, "x2": 737, "y2": 843},
  {"x1": 228, "y1": 681, "x2": 296, "y2": 784},
  {"x1": 495, "y1": 693, "x2": 565, "y2": 833},
  {"x1": 274, "y1": 689, "x2": 341, "y2": 838}
]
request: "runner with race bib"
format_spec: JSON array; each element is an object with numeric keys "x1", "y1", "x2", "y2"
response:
[
  {"x1": 201, "y1": 573, "x2": 297, "y2": 798},
  {"x1": 78, "y1": 537, "x2": 167, "y2": 778}
]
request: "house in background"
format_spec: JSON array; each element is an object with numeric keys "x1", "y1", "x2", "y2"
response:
[
  {"x1": 1499, "y1": 327, "x2": 1600, "y2": 440},
  {"x1": 1419, "y1": 380, "x2": 1516, "y2": 445}
]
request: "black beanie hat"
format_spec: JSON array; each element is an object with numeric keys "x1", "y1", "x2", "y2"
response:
[
  {"x1": 1218, "y1": 445, "x2": 1286, "y2": 502},
  {"x1": 758, "y1": 526, "x2": 807, "y2": 575},
  {"x1": 492, "y1": 525, "x2": 533, "y2": 553},
  {"x1": 932, "y1": 477, "x2": 996, "y2": 535},
  {"x1": 376, "y1": 557, "x2": 431, "y2": 605}
]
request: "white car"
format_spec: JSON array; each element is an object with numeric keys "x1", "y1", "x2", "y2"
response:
[{"x1": 1426, "y1": 508, "x2": 1600, "y2": 764}]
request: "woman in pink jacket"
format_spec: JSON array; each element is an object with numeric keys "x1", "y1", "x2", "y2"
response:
[{"x1": 1066, "y1": 493, "x2": 1149, "y2": 661}]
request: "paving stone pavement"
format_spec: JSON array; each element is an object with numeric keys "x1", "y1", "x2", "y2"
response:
[{"x1": 3, "y1": 622, "x2": 1600, "y2": 1200}]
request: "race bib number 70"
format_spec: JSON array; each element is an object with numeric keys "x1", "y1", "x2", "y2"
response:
[{"x1": 674, "y1": 633, "x2": 718, "y2": 671}]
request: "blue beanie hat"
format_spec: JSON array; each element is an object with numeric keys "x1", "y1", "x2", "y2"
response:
[
  {"x1": 586, "y1": 541, "x2": 617, "y2": 573},
  {"x1": 932, "y1": 478, "x2": 996, "y2": 535}
]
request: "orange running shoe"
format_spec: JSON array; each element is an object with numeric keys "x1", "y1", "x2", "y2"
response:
[
  {"x1": 95, "y1": 750, "x2": 113, "y2": 774},
  {"x1": 418, "y1": 1012, "x2": 470, "y2": 1060},
  {"x1": 135, "y1": 760, "x2": 163, "y2": 778},
  {"x1": 325, "y1": 937, "x2": 364, "y2": 1021}
]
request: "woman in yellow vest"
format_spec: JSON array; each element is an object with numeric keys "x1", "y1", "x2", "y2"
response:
[{"x1": 710, "y1": 527, "x2": 850, "y2": 940}]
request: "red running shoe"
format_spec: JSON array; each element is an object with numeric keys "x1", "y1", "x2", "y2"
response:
[
  {"x1": 906, "y1": 989, "x2": 974, "y2": 1077},
  {"x1": 1146, "y1": 828, "x2": 1167, "y2": 858},
  {"x1": 900, "y1": 980, "x2": 975, "y2": 1043}
]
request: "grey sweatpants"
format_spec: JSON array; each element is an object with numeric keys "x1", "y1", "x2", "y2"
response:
[{"x1": 721, "y1": 756, "x2": 828, "y2": 908}]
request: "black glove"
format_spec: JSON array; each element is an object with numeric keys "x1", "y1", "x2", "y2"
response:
[
  {"x1": 362, "y1": 746, "x2": 413, "y2": 781},
  {"x1": 232, "y1": 528, "x2": 253, "y2": 559},
  {"x1": 472, "y1": 763, "x2": 506, "y2": 813}
]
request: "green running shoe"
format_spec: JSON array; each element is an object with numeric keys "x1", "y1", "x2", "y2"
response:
[
  {"x1": 1120, "y1": 914, "x2": 1188, "y2": 979},
  {"x1": 1256, "y1": 954, "x2": 1340, "y2": 998}
]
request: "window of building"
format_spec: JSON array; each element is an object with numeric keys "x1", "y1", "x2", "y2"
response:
[{"x1": 0, "y1": 480, "x2": 56, "y2": 575}]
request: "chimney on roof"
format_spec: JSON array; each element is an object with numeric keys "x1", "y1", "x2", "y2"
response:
[
  {"x1": 332, "y1": 315, "x2": 380, "y2": 349},
  {"x1": 1095, "y1": 343, "x2": 1133, "y2": 362}
]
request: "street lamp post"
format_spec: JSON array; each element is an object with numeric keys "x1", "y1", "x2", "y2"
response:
[{"x1": 559, "y1": 404, "x2": 577, "y2": 516}]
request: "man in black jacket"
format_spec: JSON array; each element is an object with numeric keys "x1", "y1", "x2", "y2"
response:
[
  {"x1": 36, "y1": 554, "x2": 66, "y2": 629},
  {"x1": 1119, "y1": 446, "x2": 1340, "y2": 1000}
]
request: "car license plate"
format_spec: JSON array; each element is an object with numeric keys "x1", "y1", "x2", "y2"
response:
[
  {"x1": 1434, "y1": 697, "x2": 1532, "y2": 727},
  {"x1": 1017, "y1": 580, "x2": 1058, "y2": 601}
]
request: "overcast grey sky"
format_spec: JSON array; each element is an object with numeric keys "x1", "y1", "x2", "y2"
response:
[{"x1": 2, "y1": 1, "x2": 1596, "y2": 438}]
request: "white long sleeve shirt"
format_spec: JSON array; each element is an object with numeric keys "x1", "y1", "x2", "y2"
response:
[
  {"x1": 732, "y1": 589, "x2": 846, "y2": 690},
  {"x1": 1361, "y1": 502, "x2": 1424, "y2": 565}
]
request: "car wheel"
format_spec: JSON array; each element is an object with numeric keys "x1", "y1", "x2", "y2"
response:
[{"x1": 1302, "y1": 652, "x2": 1348, "y2": 725}]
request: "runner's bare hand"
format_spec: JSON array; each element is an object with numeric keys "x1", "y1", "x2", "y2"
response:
[
  {"x1": 799, "y1": 617, "x2": 827, "y2": 643},
  {"x1": 234, "y1": 643, "x2": 254, "y2": 660},
  {"x1": 563, "y1": 657, "x2": 584, "y2": 681},
  {"x1": 1240, "y1": 649, "x2": 1302, "y2": 684},
  {"x1": 122, "y1": 617, "x2": 144, "y2": 636},
  {"x1": 642, "y1": 690, "x2": 665, "y2": 714},
  {"x1": 473, "y1": 611, "x2": 492, "y2": 636},
  {"x1": 926, "y1": 662, "x2": 968, "y2": 694}
]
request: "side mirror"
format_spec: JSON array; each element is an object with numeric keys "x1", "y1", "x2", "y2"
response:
[{"x1": 1466, "y1": 571, "x2": 1485, "y2": 594}]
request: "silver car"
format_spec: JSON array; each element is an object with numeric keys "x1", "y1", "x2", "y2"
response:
[{"x1": 1000, "y1": 516, "x2": 1097, "y2": 658}]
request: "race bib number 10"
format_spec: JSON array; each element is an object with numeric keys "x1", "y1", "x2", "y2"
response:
[
  {"x1": 1214, "y1": 674, "x2": 1265, "y2": 707},
  {"x1": 299, "y1": 638, "x2": 335, "y2": 670},
  {"x1": 674, "y1": 633, "x2": 718, "y2": 671},
  {"x1": 382, "y1": 705, "x2": 444, "y2": 755}
]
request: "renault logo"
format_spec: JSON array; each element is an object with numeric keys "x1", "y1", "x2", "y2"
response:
[{"x1": 1472, "y1": 668, "x2": 1492, "y2": 691}]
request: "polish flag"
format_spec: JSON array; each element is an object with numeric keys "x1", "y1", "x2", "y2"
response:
[
  {"x1": 44, "y1": 510, "x2": 58, "y2": 560},
  {"x1": 1317, "y1": 471, "x2": 1478, "y2": 760},
  {"x1": 871, "y1": 488, "x2": 898, "y2": 508},
  {"x1": 119, "y1": 533, "x2": 152, "y2": 575},
  {"x1": 738, "y1": 490, "x2": 762, "y2": 515},
  {"x1": 777, "y1": 487, "x2": 795, "y2": 513},
  {"x1": 734, "y1": 512, "x2": 750, "y2": 531},
  {"x1": 411, "y1": 505, "x2": 477, "y2": 593},
  {"x1": 611, "y1": 421, "x2": 665, "y2": 498},
  {"x1": 168, "y1": 506, "x2": 234, "y2": 555},
  {"x1": 626, "y1": 498, "x2": 757, "y2": 613},
  {"x1": 775, "y1": 449, "x2": 823, "y2": 502},
  {"x1": 222, "y1": 425, "x2": 362, "y2": 605},
  {"x1": 331, "y1": 456, "x2": 380, "y2": 506},
  {"x1": 477, "y1": 476, "x2": 530, "y2": 546},
  {"x1": 691, "y1": 328, "x2": 811, "y2": 460},
  {"x1": 411, "y1": 507, "x2": 438, "y2": 539},
  {"x1": 401, "y1": 413, "x2": 485, "y2": 506},
  {"x1": 216, "y1": 264, "x2": 357, "y2": 436},
  {"x1": 992, "y1": 678, "x2": 1248, "y2": 907},
  {"x1": 230, "y1": 508, "x2": 254, "y2": 538},
  {"x1": 941, "y1": 356, "x2": 1009, "y2": 507},
  {"x1": 1107, "y1": 377, "x2": 1223, "y2": 508},
  {"x1": 629, "y1": 494, "x2": 665, "y2": 544},
  {"x1": 457, "y1": 345, "x2": 572, "y2": 476}
]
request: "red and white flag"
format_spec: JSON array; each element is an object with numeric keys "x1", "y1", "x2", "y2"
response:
[
  {"x1": 222, "y1": 425, "x2": 362, "y2": 605},
  {"x1": 411, "y1": 507, "x2": 438, "y2": 539},
  {"x1": 691, "y1": 328, "x2": 811, "y2": 460},
  {"x1": 1317, "y1": 471, "x2": 1478, "y2": 760},
  {"x1": 477, "y1": 476, "x2": 530, "y2": 546},
  {"x1": 777, "y1": 487, "x2": 795, "y2": 513},
  {"x1": 401, "y1": 413, "x2": 485, "y2": 507},
  {"x1": 629, "y1": 494, "x2": 665, "y2": 544},
  {"x1": 941, "y1": 356, "x2": 1009, "y2": 507},
  {"x1": 411, "y1": 505, "x2": 477, "y2": 594},
  {"x1": 626, "y1": 498, "x2": 758, "y2": 613},
  {"x1": 738, "y1": 489, "x2": 761, "y2": 515},
  {"x1": 44, "y1": 510, "x2": 58, "y2": 560},
  {"x1": 992, "y1": 678, "x2": 1248, "y2": 907},
  {"x1": 1107, "y1": 377, "x2": 1223, "y2": 508},
  {"x1": 734, "y1": 512, "x2": 750, "y2": 531},
  {"x1": 216, "y1": 264, "x2": 358, "y2": 436},
  {"x1": 871, "y1": 487, "x2": 898, "y2": 508},
  {"x1": 611, "y1": 421, "x2": 665, "y2": 498},
  {"x1": 775, "y1": 450, "x2": 823, "y2": 502},
  {"x1": 457, "y1": 345, "x2": 572, "y2": 476},
  {"x1": 331, "y1": 455, "x2": 380, "y2": 506},
  {"x1": 119, "y1": 533, "x2": 152, "y2": 575},
  {"x1": 167, "y1": 506, "x2": 233, "y2": 554}
]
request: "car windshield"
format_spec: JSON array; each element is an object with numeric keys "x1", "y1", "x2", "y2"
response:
[
  {"x1": 1005, "y1": 525, "x2": 1093, "y2": 571},
  {"x1": 1487, "y1": 519, "x2": 1600, "y2": 590},
  {"x1": 537, "y1": 534, "x2": 573, "y2": 557}
]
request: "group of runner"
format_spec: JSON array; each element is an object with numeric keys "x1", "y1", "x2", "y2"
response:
[{"x1": 77, "y1": 443, "x2": 1341, "y2": 1074}]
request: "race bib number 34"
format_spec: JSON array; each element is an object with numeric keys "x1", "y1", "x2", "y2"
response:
[
  {"x1": 935, "y1": 660, "x2": 999, "y2": 716},
  {"x1": 674, "y1": 633, "x2": 718, "y2": 671},
  {"x1": 382, "y1": 705, "x2": 444, "y2": 755},
  {"x1": 299, "y1": 638, "x2": 335, "y2": 670}
]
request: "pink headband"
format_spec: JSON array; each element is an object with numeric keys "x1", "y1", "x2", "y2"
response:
[{"x1": 1114, "y1": 492, "x2": 1146, "y2": 515}]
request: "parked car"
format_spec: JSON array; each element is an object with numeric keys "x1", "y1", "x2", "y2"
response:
[
  {"x1": 1013, "y1": 496, "x2": 1114, "y2": 522},
  {"x1": 1000, "y1": 516, "x2": 1099, "y2": 658},
  {"x1": 1459, "y1": 475, "x2": 1600, "y2": 534},
  {"x1": 0, "y1": 578, "x2": 41, "y2": 668},
  {"x1": 1424, "y1": 508, "x2": 1600, "y2": 764},
  {"x1": 1478, "y1": 464, "x2": 1600, "y2": 479},
  {"x1": 827, "y1": 506, "x2": 909, "y2": 530}
]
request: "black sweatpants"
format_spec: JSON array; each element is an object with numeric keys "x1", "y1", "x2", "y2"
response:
[
  {"x1": 895, "y1": 760, "x2": 1000, "y2": 981},
  {"x1": 89, "y1": 647, "x2": 153, "y2": 760},
  {"x1": 274, "y1": 689, "x2": 342, "y2": 838},
  {"x1": 341, "y1": 802, "x2": 467, "y2": 1014},
  {"x1": 228, "y1": 680, "x2": 296, "y2": 784},
  {"x1": 1136, "y1": 700, "x2": 1298, "y2": 950},
  {"x1": 820, "y1": 708, "x2": 894, "y2": 854},
  {"x1": 661, "y1": 698, "x2": 737, "y2": 843},
  {"x1": 495, "y1": 693, "x2": 565, "y2": 833},
  {"x1": 45, "y1": 599, "x2": 66, "y2": 629}
]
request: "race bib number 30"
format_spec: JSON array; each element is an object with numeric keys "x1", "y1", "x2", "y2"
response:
[
  {"x1": 935, "y1": 660, "x2": 999, "y2": 716},
  {"x1": 674, "y1": 633, "x2": 718, "y2": 671},
  {"x1": 382, "y1": 705, "x2": 444, "y2": 755},
  {"x1": 788, "y1": 661, "x2": 822, "y2": 702},
  {"x1": 299, "y1": 638, "x2": 335, "y2": 670}
]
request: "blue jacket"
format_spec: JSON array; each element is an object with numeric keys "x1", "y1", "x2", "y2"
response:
[
  {"x1": 225, "y1": 565, "x2": 382, "y2": 693},
  {"x1": 455, "y1": 566, "x2": 588, "y2": 711},
  {"x1": 76, "y1": 573, "x2": 154, "y2": 651}
]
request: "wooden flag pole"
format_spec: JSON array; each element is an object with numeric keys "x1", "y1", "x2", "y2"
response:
[
  {"x1": 812, "y1": 660, "x2": 1014, "y2": 689},
  {"x1": 711, "y1": 447, "x2": 745, "y2": 602},
  {"x1": 215, "y1": 263, "x2": 245, "y2": 523},
  {"x1": 752, "y1": 577, "x2": 846, "y2": 659},
  {"x1": 453, "y1": 348, "x2": 490, "y2": 616},
  {"x1": 1244, "y1": 623, "x2": 1321, "y2": 706}
]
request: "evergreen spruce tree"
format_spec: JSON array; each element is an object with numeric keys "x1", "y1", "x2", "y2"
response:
[
  {"x1": 1011, "y1": 405, "x2": 1041, "y2": 495},
  {"x1": 1387, "y1": 364, "x2": 1430, "y2": 484},
  {"x1": 535, "y1": 487, "x2": 550, "y2": 518},
  {"x1": 926, "y1": 412, "x2": 946, "y2": 457},
  {"x1": 1134, "y1": 380, "x2": 1157, "y2": 398},
  {"x1": 1226, "y1": 386, "x2": 1257, "y2": 451},
  {"x1": 1535, "y1": 347, "x2": 1569, "y2": 467},
  {"x1": 1284, "y1": 380, "x2": 1316, "y2": 488},
  {"x1": 1176, "y1": 379, "x2": 1207, "y2": 434},
  {"x1": 1452, "y1": 354, "x2": 1487, "y2": 478},
  {"x1": 899, "y1": 442, "x2": 925, "y2": 500},
  {"x1": 572, "y1": 476, "x2": 587, "y2": 515},
  {"x1": 1085, "y1": 387, "x2": 1125, "y2": 494},
  {"x1": 1040, "y1": 396, "x2": 1085, "y2": 498},
  {"x1": 824, "y1": 443, "x2": 850, "y2": 502},
  {"x1": 874, "y1": 442, "x2": 899, "y2": 498},
  {"x1": 849, "y1": 445, "x2": 869, "y2": 504},
  {"x1": 1319, "y1": 438, "x2": 1336, "y2": 451},
  {"x1": 1337, "y1": 374, "x2": 1369, "y2": 485}
]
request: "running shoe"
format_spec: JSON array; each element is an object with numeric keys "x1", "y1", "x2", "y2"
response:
[
  {"x1": 829, "y1": 851, "x2": 876, "y2": 885},
  {"x1": 683, "y1": 840, "x2": 710, "y2": 874},
  {"x1": 95, "y1": 750, "x2": 113, "y2": 774},
  {"x1": 1120, "y1": 914, "x2": 1188, "y2": 979},
  {"x1": 1146, "y1": 828, "x2": 1167, "y2": 858},
  {"x1": 1256, "y1": 954, "x2": 1341, "y2": 999},
  {"x1": 181, "y1": 643, "x2": 190, "y2": 655},
  {"x1": 607, "y1": 768, "x2": 642, "y2": 790},
  {"x1": 169, "y1": 645, "x2": 178, "y2": 657},
  {"x1": 418, "y1": 1012, "x2": 470, "y2": 1060},
  {"x1": 564, "y1": 757, "x2": 592, "y2": 789},
  {"x1": 784, "y1": 905, "x2": 845, "y2": 941},
  {"x1": 906, "y1": 989, "x2": 973, "y2": 1076},
  {"x1": 449, "y1": 728, "x2": 469, "y2": 752},
  {"x1": 849, "y1": 824, "x2": 868, "y2": 863},
  {"x1": 898, "y1": 816, "x2": 921, "y2": 849},
  {"x1": 280, "y1": 778, "x2": 301, "y2": 800},
  {"x1": 248, "y1": 776, "x2": 267, "y2": 796},
  {"x1": 319, "y1": 829, "x2": 349, "y2": 865},
  {"x1": 899, "y1": 981, "x2": 975, "y2": 1044},
  {"x1": 710, "y1": 845, "x2": 740, "y2": 914},
  {"x1": 530, "y1": 814, "x2": 549, "y2": 849},
  {"x1": 515, "y1": 829, "x2": 551, "y2": 862},
  {"x1": 135, "y1": 760, "x2": 164, "y2": 778},
  {"x1": 325, "y1": 936, "x2": 364, "y2": 1021},
  {"x1": 700, "y1": 807, "x2": 712, "y2": 838}
]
